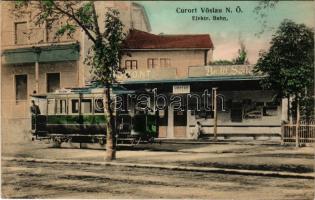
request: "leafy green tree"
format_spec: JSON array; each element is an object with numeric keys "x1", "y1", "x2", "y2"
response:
[
  {"x1": 13, "y1": 0, "x2": 126, "y2": 160},
  {"x1": 254, "y1": 20, "x2": 314, "y2": 121}
]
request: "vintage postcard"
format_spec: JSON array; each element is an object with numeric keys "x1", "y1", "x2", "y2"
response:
[{"x1": 1, "y1": 0, "x2": 314, "y2": 199}]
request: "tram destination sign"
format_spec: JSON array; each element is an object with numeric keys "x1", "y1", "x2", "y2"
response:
[{"x1": 188, "y1": 65, "x2": 254, "y2": 77}]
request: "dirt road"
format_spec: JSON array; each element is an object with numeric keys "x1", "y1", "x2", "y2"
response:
[{"x1": 2, "y1": 159, "x2": 314, "y2": 199}]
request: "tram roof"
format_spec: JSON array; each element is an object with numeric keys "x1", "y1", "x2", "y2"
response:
[{"x1": 30, "y1": 84, "x2": 135, "y2": 98}]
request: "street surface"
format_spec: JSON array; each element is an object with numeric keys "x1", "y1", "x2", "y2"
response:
[
  {"x1": 2, "y1": 140, "x2": 314, "y2": 199},
  {"x1": 3, "y1": 140, "x2": 314, "y2": 173},
  {"x1": 2, "y1": 159, "x2": 314, "y2": 199}
]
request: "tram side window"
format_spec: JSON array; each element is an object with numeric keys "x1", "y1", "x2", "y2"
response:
[
  {"x1": 47, "y1": 99, "x2": 55, "y2": 115},
  {"x1": 56, "y1": 99, "x2": 67, "y2": 114},
  {"x1": 81, "y1": 99, "x2": 92, "y2": 114},
  {"x1": 71, "y1": 99, "x2": 79, "y2": 114},
  {"x1": 94, "y1": 99, "x2": 104, "y2": 113}
]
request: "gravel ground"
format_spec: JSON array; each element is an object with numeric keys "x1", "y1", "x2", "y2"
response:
[
  {"x1": 2, "y1": 140, "x2": 314, "y2": 199},
  {"x1": 3, "y1": 141, "x2": 313, "y2": 173},
  {"x1": 2, "y1": 160, "x2": 314, "y2": 199}
]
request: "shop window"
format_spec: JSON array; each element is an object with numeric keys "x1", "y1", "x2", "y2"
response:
[
  {"x1": 125, "y1": 60, "x2": 138, "y2": 70},
  {"x1": 263, "y1": 102, "x2": 279, "y2": 116},
  {"x1": 15, "y1": 22, "x2": 27, "y2": 44},
  {"x1": 243, "y1": 100, "x2": 263, "y2": 119},
  {"x1": 56, "y1": 99, "x2": 67, "y2": 114},
  {"x1": 231, "y1": 102, "x2": 242, "y2": 122},
  {"x1": 71, "y1": 99, "x2": 79, "y2": 114},
  {"x1": 187, "y1": 94, "x2": 201, "y2": 111},
  {"x1": 194, "y1": 110, "x2": 213, "y2": 119},
  {"x1": 147, "y1": 58, "x2": 158, "y2": 69},
  {"x1": 160, "y1": 58, "x2": 171, "y2": 67},
  {"x1": 47, "y1": 73, "x2": 60, "y2": 93},
  {"x1": 81, "y1": 99, "x2": 92, "y2": 114},
  {"x1": 15, "y1": 74, "x2": 27, "y2": 101}
]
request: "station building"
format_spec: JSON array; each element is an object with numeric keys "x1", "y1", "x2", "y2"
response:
[
  {"x1": 1, "y1": 2, "x2": 287, "y2": 143},
  {"x1": 119, "y1": 30, "x2": 287, "y2": 139}
]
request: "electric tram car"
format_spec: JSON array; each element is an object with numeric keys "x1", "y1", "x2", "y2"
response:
[{"x1": 31, "y1": 86, "x2": 157, "y2": 146}]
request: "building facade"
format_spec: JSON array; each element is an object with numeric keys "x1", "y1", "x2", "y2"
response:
[
  {"x1": 120, "y1": 30, "x2": 287, "y2": 139},
  {"x1": 1, "y1": 1, "x2": 150, "y2": 143},
  {"x1": 1, "y1": 1, "x2": 287, "y2": 143}
]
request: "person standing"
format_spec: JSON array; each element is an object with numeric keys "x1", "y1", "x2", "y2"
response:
[
  {"x1": 30, "y1": 100, "x2": 41, "y2": 115},
  {"x1": 193, "y1": 121, "x2": 202, "y2": 140}
]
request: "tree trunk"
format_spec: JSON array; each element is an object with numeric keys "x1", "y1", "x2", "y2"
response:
[
  {"x1": 289, "y1": 95, "x2": 293, "y2": 124},
  {"x1": 105, "y1": 84, "x2": 116, "y2": 161},
  {"x1": 106, "y1": 124, "x2": 116, "y2": 160}
]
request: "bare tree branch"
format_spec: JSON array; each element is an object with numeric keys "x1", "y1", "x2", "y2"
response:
[{"x1": 90, "y1": 1, "x2": 101, "y2": 39}]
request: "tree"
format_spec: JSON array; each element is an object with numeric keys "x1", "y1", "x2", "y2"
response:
[
  {"x1": 13, "y1": 0, "x2": 126, "y2": 160},
  {"x1": 233, "y1": 35, "x2": 249, "y2": 65},
  {"x1": 211, "y1": 35, "x2": 249, "y2": 65},
  {"x1": 254, "y1": 20, "x2": 314, "y2": 121}
]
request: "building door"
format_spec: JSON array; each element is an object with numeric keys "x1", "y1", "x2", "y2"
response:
[
  {"x1": 231, "y1": 102, "x2": 243, "y2": 122},
  {"x1": 47, "y1": 73, "x2": 60, "y2": 93},
  {"x1": 158, "y1": 109, "x2": 168, "y2": 138},
  {"x1": 173, "y1": 110, "x2": 187, "y2": 138}
]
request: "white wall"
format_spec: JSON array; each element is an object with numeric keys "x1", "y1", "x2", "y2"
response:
[{"x1": 121, "y1": 50, "x2": 208, "y2": 78}]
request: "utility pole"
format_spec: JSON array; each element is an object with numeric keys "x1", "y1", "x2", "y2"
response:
[
  {"x1": 295, "y1": 99, "x2": 300, "y2": 148},
  {"x1": 212, "y1": 87, "x2": 218, "y2": 141},
  {"x1": 33, "y1": 47, "x2": 41, "y2": 93}
]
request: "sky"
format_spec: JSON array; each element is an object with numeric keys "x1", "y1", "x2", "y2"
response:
[{"x1": 136, "y1": 1, "x2": 315, "y2": 64}]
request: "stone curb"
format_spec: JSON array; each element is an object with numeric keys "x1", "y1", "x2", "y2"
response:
[{"x1": 3, "y1": 156, "x2": 314, "y2": 179}]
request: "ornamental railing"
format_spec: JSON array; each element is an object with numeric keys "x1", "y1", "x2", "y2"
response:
[{"x1": 282, "y1": 120, "x2": 315, "y2": 146}]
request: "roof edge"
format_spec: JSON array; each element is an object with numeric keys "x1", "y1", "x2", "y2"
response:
[{"x1": 122, "y1": 48, "x2": 212, "y2": 51}]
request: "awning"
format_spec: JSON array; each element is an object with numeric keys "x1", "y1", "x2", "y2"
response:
[
  {"x1": 121, "y1": 75, "x2": 265, "y2": 85},
  {"x1": 2, "y1": 43, "x2": 80, "y2": 64}
]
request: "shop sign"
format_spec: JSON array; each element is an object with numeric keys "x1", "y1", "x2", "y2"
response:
[
  {"x1": 206, "y1": 65, "x2": 253, "y2": 76},
  {"x1": 189, "y1": 65, "x2": 254, "y2": 77},
  {"x1": 173, "y1": 85, "x2": 190, "y2": 94},
  {"x1": 117, "y1": 68, "x2": 177, "y2": 81}
]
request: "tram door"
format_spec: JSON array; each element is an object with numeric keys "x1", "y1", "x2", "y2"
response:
[{"x1": 173, "y1": 110, "x2": 187, "y2": 138}]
